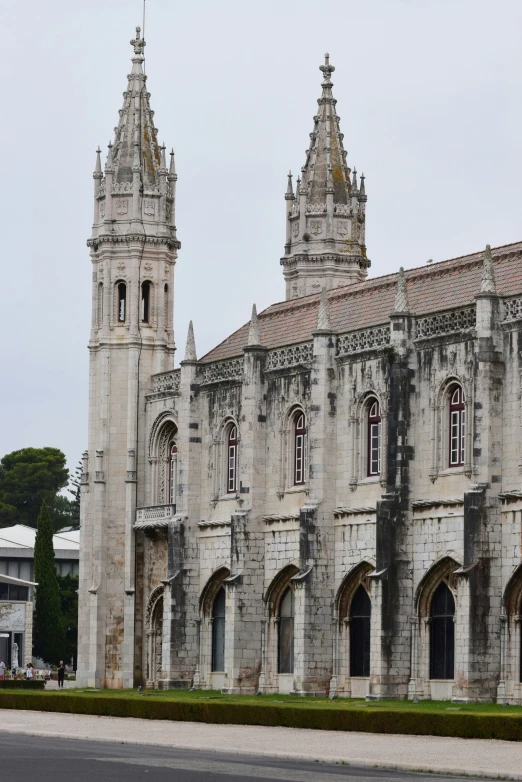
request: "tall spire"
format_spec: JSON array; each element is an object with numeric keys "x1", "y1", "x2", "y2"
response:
[
  {"x1": 480, "y1": 244, "x2": 496, "y2": 294},
  {"x1": 281, "y1": 54, "x2": 370, "y2": 300},
  {"x1": 184, "y1": 321, "x2": 197, "y2": 361},
  {"x1": 393, "y1": 267, "x2": 410, "y2": 314},
  {"x1": 247, "y1": 304, "x2": 261, "y2": 346},
  {"x1": 89, "y1": 26, "x2": 179, "y2": 245}
]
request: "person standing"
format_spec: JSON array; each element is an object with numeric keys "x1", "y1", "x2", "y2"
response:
[
  {"x1": 25, "y1": 663, "x2": 34, "y2": 680},
  {"x1": 0, "y1": 658, "x2": 5, "y2": 680},
  {"x1": 57, "y1": 660, "x2": 65, "y2": 688}
]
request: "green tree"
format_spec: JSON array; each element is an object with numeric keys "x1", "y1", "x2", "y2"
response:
[
  {"x1": 33, "y1": 501, "x2": 66, "y2": 664},
  {"x1": 0, "y1": 447, "x2": 69, "y2": 529},
  {"x1": 57, "y1": 573, "x2": 79, "y2": 669}
]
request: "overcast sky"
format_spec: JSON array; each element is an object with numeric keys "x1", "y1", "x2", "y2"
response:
[{"x1": 2, "y1": 0, "x2": 522, "y2": 474}]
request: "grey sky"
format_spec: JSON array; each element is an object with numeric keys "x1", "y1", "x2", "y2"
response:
[{"x1": 2, "y1": 0, "x2": 522, "y2": 473}]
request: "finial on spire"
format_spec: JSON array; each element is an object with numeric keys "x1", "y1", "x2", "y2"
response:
[
  {"x1": 480, "y1": 244, "x2": 496, "y2": 294},
  {"x1": 316, "y1": 288, "x2": 332, "y2": 331},
  {"x1": 319, "y1": 52, "x2": 335, "y2": 85},
  {"x1": 393, "y1": 267, "x2": 410, "y2": 314},
  {"x1": 184, "y1": 321, "x2": 197, "y2": 361},
  {"x1": 94, "y1": 147, "x2": 102, "y2": 177},
  {"x1": 285, "y1": 171, "x2": 294, "y2": 200},
  {"x1": 351, "y1": 167, "x2": 358, "y2": 190},
  {"x1": 247, "y1": 304, "x2": 261, "y2": 346},
  {"x1": 160, "y1": 143, "x2": 167, "y2": 170},
  {"x1": 131, "y1": 25, "x2": 146, "y2": 57},
  {"x1": 359, "y1": 173, "x2": 366, "y2": 196}
]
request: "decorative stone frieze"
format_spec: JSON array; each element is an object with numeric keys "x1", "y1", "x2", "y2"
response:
[
  {"x1": 151, "y1": 369, "x2": 180, "y2": 394},
  {"x1": 135, "y1": 504, "x2": 176, "y2": 528},
  {"x1": 336, "y1": 325, "x2": 390, "y2": 357},
  {"x1": 265, "y1": 342, "x2": 314, "y2": 371},
  {"x1": 502, "y1": 297, "x2": 522, "y2": 323},
  {"x1": 199, "y1": 358, "x2": 243, "y2": 385},
  {"x1": 415, "y1": 307, "x2": 476, "y2": 339}
]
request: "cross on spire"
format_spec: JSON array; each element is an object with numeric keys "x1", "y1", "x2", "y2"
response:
[{"x1": 130, "y1": 25, "x2": 146, "y2": 57}]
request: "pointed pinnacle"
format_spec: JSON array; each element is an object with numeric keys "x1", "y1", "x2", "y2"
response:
[
  {"x1": 168, "y1": 149, "x2": 177, "y2": 179},
  {"x1": 105, "y1": 141, "x2": 114, "y2": 171},
  {"x1": 184, "y1": 320, "x2": 197, "y2": 361},
  {"x1": 247, "y1": 304, "x2": 261, "y2": 346},
  {"x1": 160, "y1": 143, "x2": 167, "y2": 170},
  {"x1": 394, "y1": 267, "x2": 410, "y2": 314},
  {"x1": 359, "y1": 173, "x2": 366, "y2": 196},
  {"x1": 351, "y1": 167, "x2": 358, "y2": 190},
  {"x1": 480, "y1": 244, "x2": 496, "y2": 294},
  {"x1": 94, "y1": 147, "x2": 102, "y2": 177},
  {"x1": 316, "y1": 288, "x2": 332, "y2": 330},
  {"x1": 285, "y1": 171, "x2": 294, "y2": 200}
]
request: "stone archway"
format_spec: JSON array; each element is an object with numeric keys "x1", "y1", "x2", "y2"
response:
[{"x1": 146, "y1": 587, "x2": 164, "y2": 688}]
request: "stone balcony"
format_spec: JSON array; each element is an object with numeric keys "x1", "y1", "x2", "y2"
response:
[{"x1": 134, "y1": 504, "x2": 176, "y2": 530}]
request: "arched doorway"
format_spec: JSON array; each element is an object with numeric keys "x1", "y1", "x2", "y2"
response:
[{"x1": 147, "y1": 593, "x2": 164, "y2": 688}]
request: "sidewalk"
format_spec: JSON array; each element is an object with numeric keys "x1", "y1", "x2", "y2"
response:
[{"x1": 0, "y1": 709, "x2": 521, "y2": 779}]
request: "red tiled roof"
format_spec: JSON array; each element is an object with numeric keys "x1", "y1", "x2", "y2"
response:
[{"x1": 200, "y1": 241, "x2": 522, "y2": 363}]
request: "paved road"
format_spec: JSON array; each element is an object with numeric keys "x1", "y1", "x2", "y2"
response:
[{"x1": 0, "y1": 733, "x2": 500, "y2": 781}]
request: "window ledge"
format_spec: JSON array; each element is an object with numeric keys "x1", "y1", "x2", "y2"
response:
[
  {"x1": 438, "y1": 467, "x2": 469, "y2": 477},
  {"x1": 216, "y1": 494, "x2": 239, "y2": 502},
  {"x1": 358, "y1": 476, "x2": 381, "y2": 485}
]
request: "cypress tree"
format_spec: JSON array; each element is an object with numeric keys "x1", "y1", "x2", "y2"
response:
[{"x1": 33, "y1": 500, "x2": 65, "y2": 664}]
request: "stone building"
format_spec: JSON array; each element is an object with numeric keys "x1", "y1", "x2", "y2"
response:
[{"x1": 77, "y1": 28, "x2": 522, "y2": 703}]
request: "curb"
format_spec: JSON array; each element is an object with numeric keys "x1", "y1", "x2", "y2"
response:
[{"x1": 0, "y1": 725, "x2": 520, "y2": 781}]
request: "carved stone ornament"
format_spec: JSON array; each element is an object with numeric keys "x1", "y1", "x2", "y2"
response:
[
  {"x1": 144, "y1": 199, "x2": 155, "y2": 216},
  {"x1": 144, "y1": 262, "x2": 153, "y2": 274},
  {"x1": 292, "y1": 221, "x2": 299, "y2": 237},
  {"x1": 336, "y1": 219, "x2": 348, "y2": 235},
  {"x1": 309, "y1": 219, "x2": 323, "y2": 235},
  {"x1": 116, "y1": 199, "x2": 128, "y2": 215},
  {"x1": 99, "y1": 200, "x2": 105, "y2": 219},
  {"x1": 117, "y1": 261, "x2": 126, "y2": 273}
]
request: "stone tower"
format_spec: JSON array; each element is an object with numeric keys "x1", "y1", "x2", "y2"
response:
[
  {"x1": 281, "y1": 54, "x2": 369, "y2": 300},
  {"x1": 77, "y1": 27, "x2": 180, "y2": 688}
]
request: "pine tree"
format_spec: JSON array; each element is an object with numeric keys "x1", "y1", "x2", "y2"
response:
[{"x1": 33, "y1": 501, "x2": 66, "y2": 664}]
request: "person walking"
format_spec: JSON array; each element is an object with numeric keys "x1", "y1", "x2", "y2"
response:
[
  {"x1": 25, "y1": 663, "x2": 34, "y2": 680},
  {"x1": 57, "y1": 660, "x2": 65, "y2": 688},
  {"x1": 0, "y1": 657, "x2": 5, "y2": 680}
]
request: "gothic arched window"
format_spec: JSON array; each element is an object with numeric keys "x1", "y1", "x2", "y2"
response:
[
  {"x1": 449, "y1": 385, "x2": 465, "y2": 467},
  {"x1": 294, "y1": 412, "x2": 307, "y2": 485},
  {"x1": 117, "y1": 282, "x2": 127, "y2": 323},
  {"x1": 97, "y1": 282, "x2": 103, "y2": 327},
  {"x1": 141, "y1": 281, "x2": 151, "y2": 323},
  {"x1": 211, "y1": 587, "x2": 226, "y2": 672},
  {"x1": 349, "y1": 585, "x2": 371, "y2": 677},
  {"x1": 367, "y1": 399, "x2": 381, "y2": 477},
  {"x1": 227, "y1": 424, "x2": 238, "y2": 494},
  {"x1": 168, "y1": 441, "x2": 177, "y2": 505},
  {"x1": 429, "y1": 582, "x2": 455, "y2": 680},
  {"x1": 278, "y1": 587, "x2": 294, "y2": 674}
]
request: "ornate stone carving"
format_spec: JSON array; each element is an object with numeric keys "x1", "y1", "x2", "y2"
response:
[
  {"x1": 309, "y1": 219, "x2": 323, "y2": 235},
  {"x1": 152, "y1": 369, "x2": 180, "y2": 393},
  {"x1": 415, "y1": 307, "x2": 476, "y2": 339},
  {"x1": 265, "y1": 342, "x2": 314, "y2": 371},
  {"x1": 144, "y1": 199, "x2": 155, "y2": 216},
  {"x1": 200, "y1": 358, "x2": 243, "y2": 385},
  {"x1": 336, "y1": 219, "x2": 348, "y2": 235},
  {"x1": 336, "y1": 325, "x2": 390, "y2": 357},
  {"x1": 503, "y1": 297, "x2": 522, "y2": 323},
  {"x1": 116, "y1": 199, "x2": 128, "y2": 215}
]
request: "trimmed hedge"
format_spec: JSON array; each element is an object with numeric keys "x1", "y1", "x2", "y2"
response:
[
  {"x1": 0, "y1": 680, "x2": 45, "y2": 690},
  {"x1": 1, "y1": 691, "x2": 522, "y2": 741}
]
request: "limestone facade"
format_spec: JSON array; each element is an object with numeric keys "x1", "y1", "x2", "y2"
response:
[{"x1": 77, "y1": 30, "x2": 522, "y2": 703}]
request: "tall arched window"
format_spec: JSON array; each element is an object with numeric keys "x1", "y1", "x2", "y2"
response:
[
  {"x1": 227, "y1": 424, "x2": 238, "y2": 494},
  {"x1": 141, "y1": 281, "x2": 151, "y2": 323},
  {"x1": 294, "y1": 412, "x2": 307, "y2": 485},
  {"x1": 449, "y1": 385, "x2": 465, "y2": 467},
  {"x1": 278, "y1": 587, "x2": 294, "y2": 674},
  {"x1": 211, "y1": 587, "x2": 226, "y2": 672},
  {"x1": 117, "y1": 282, "x2": 126, "y2": 323},
  {"x1": 164, "y1": 284, "x2": 169, "y2": 327},
  {"x1": 349, "y1": 585, "x2": 371, "y2": 677},
  {"x1": 168, "y1": 441, "x2": 177, "y2": 505},
  {"x1": 97, "y1": 282, "x2": 103, "y2": 327},
  {"x1": 430, "y1": 582, "x2": 455, "y2": 680},
  {"x1": 367, "y1": 399, "x2": 381, "y2": 477}
]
